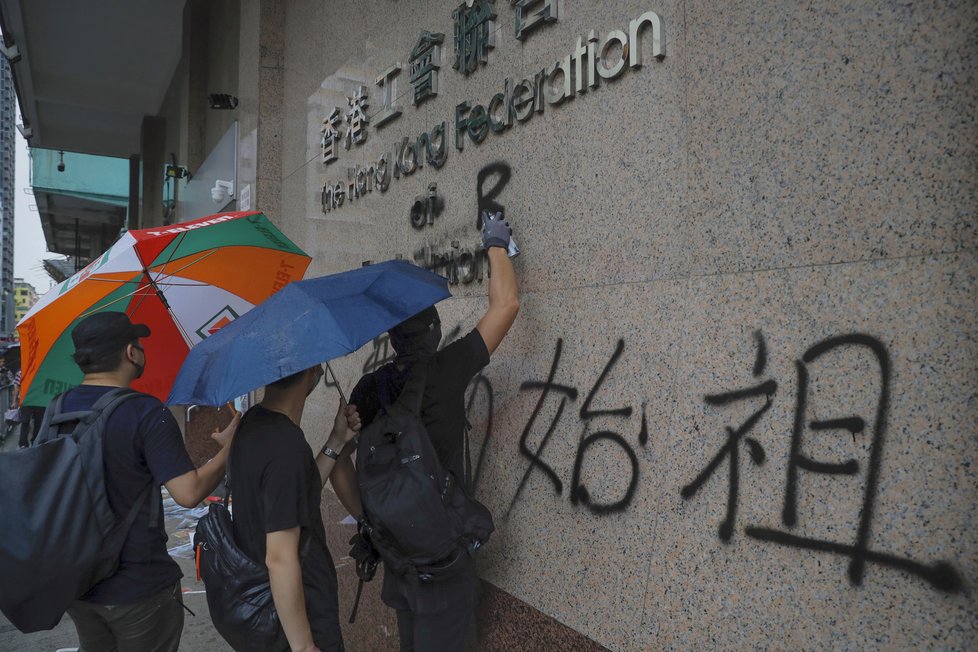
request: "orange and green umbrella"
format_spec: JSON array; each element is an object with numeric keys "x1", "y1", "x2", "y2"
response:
[{"x1": 16, "y1": 211, "x2": 311, "y2": 407}]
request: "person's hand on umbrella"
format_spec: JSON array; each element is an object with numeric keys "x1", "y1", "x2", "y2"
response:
[
  {"x1": 330, "y1": 399, "x2": 360, "y2": 449},
  {"x1": 210, "y1": 402, "x2": 241, "y2": 449}
]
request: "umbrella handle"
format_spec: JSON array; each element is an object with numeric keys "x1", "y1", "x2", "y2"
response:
[{"x1": 324, "y1": 361, "x2": 348, "y2": 405}]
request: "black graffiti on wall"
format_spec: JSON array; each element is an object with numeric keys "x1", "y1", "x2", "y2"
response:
[
  {"x1": 680, "y1": 330, "x2": 775, "y2": 542},
  {"x1": 465, "y1": 372, "x2": 495, "y2": 492},
  {"x1": 361, "y1": 334, "x2": 396, "y2": 374},
  {"x1": 476, "y1": 161, "x2": 512, "y2": 228},
  {"x1": 507, "y1": 338, "x2": 649, "y2": 517},
  {"x1": 355, "y1": 324, "x2": 964, "y2": 594},
  {"x1": 681, "y1": 330, "x2": 963, "y2": 593}
]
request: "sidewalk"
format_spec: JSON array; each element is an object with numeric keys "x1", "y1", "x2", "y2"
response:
[{"x1": 0, "y1": 432, "x2": 231, "y2": 651}]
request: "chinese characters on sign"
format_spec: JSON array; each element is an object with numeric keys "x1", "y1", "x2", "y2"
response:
[
  {"x1": 512, "y1": 0, "x2": 559, "y2": 41},
  {"x1": 344, "y1": 85, "x2": 370, "y2": 149},
  {"x1": 375, "y1": 64, "x2": 403, "y2": 127},
  {"x1": 320, "y1": 108, "x2": 342, "y2": 165},
  {"x1": 410, "y1": 31, "x2": 445, "y2": 105},
  {"x1": 320, "y1": 8, "x2": 666, "y2": 209},
  {"x1": 453, "y1": 0, "x2": 497, "y2": 76}
]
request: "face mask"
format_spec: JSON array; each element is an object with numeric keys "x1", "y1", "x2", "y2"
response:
[
  {"x1": 130, "y1": 344, "x2": 145, "y2": 379},
  {"x1": 390, "y1": 320, "x2": 441, "y2": 363},
  {"x1": 307, "y1": 368, "x2": 324, "y2": 396}
]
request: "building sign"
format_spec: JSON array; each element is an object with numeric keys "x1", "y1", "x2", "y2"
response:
[
  {"x1": 452, "y1": 0, "x2": 497, "y2": 76},
  {"x1": 409, "y1": 31, "x2": 446, "y2": 106},
  {"x1": 320, "y1": 9, "x2": 665, "y2": 213},
  {"x1": 375, "y1": 64, "x2": 403, "y2": 127},
  {"x1": 344, "y1": 86, "x2": 370, "y2": 149},
  {"x1": 321, "y1": 108, "x2": 342, "y2": 165},
  {"x1": 513, "y1": 0, "x2": 559, "y2": 41}
]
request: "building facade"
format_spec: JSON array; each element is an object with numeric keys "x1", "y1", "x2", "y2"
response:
[
  {"x1": 0, "y1": 58, "x2": 14, "y2": 336},
  {"x1": 12, "y1": 277, "x2": 35, "y2": 324},
  {"x1": 242, "y1": 3, "x2": 978, "y2": 649},
  {"x1": 0, "y1": 1, "x2": 974, "y2": 650}
]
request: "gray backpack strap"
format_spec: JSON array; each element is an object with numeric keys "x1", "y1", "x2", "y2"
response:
[
  {"x1": 390, "y1": 360, "x2": 429, "y2": 417},
  {"x1": 39, "y1": 387, "x2": 158, "y2": 526},
  {"x1": 34, "y1": 393, "x2": 67, "y2": 446}
]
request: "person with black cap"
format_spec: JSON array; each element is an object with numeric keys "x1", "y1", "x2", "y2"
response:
[
  {"x1": 60, "y1": 311, "x2": 240, "y2": 652},
  {"x1": 340, "y1": 210, "x2": 520, "y2": 651}
]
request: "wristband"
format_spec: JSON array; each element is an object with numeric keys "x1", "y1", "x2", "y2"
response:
[{"x1": 321, "y1": 445, "x2": 340, "y2": 460}]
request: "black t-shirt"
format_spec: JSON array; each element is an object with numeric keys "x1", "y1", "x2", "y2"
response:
[
  {"x1": 62, "y1": 385, "x2": 195, "y2": 605},
  {"x1": 350, "y1": 329, "x2": 490, "y2": 480},
  {"x1": 229, "y1": 405, "x2": 342, "y2": 651}
]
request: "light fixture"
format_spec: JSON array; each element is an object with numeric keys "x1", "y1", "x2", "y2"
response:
[
  {"x1": 164, "y1": 163, "x2": 189, "y2": 180},
  {"x1": 57, "y1": 151, "x2": 65, "y2": 173},
  {"x1": 211, "y1": 179, "x2": 234, "y2": 203},
  {"x1": 208, "y1": 94, "x2": 239, "y2": 110}
]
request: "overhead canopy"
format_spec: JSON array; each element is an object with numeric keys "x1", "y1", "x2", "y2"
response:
[
  {"x1": 0, "y1": 0, "x2": 186, "y2": 157},
  {"x1": 31, "y1": 148, "x2": 129, "y2": 263}
]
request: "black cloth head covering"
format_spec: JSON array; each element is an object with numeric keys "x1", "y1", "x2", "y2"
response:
[{"x1": 369, "y1": 306, "x2": 442, "y2": 408}]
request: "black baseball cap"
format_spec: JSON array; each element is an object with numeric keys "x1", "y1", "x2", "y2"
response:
[{"x1": 72, "y1": 312, "x2": 151, "y2": 363}]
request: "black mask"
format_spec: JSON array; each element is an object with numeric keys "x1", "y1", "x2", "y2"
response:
[
  {"x1": 389, "y1": 307, "x2": 441, "y2": 365},
  {"x1": 131, "y1": 343, "x2": 145, "y2": 379}
]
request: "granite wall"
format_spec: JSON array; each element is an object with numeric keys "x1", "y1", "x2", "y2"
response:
[{"x1": 247, "y1": 0, "x2": 976, "y2": 649}]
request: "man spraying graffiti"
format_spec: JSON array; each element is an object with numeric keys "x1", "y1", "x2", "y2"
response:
[{"x1": 338, "y1": 211, "x2": 520, "y2": 651}]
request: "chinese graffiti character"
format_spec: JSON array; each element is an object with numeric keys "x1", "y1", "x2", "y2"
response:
[
  {"x1": 512, "y1": 0, "x2": 559, "y2": 41},
  {"x1": 374, "y1": 64, "x2": 402, "y2": 128},
  {"x1": 570, "y1": 338, "x2": 646, "y2": 515},
  {"x1": 681, "y1": 330, "x2": 777, "y2": 542},
  {"x1": 508, "y1": 338, "x2": 647, "y2": 517},
  {"x1": 452, "y1": 0, "x2": 496, "y2": 76},
  {"x1": 344, "y1": 85, "x2": 370, "y2": 149},
  {"x1": 745, "y1": 334, "x2": 963, "y2": 592},
  {"x1": 320, "y1": 107, "x2": 342, "y2": 165},
  {"x1": 409, "y1": 31, "x2": 445, "y2": 106}
]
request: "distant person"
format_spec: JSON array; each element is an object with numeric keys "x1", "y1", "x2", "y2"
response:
[
  {"x1": 61, "y1": 312, "x2": 239, "y2": 652},
  {"x1": 344, "y1": 211, "x2": 520, "y2": 651},
  {"x1": 229, "y1": 365, "x2": 361, "y2": 652},
  {"x1": 13, "y1": 369, "x2": 45, "y2": 448}
]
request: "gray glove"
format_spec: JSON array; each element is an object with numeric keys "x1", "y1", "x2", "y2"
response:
[{"x1": 481, "y1": 210, "x2": 511, "y2": 250}]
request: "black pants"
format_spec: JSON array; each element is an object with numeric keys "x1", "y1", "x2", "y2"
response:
[
  {"x1": 18, "y1": 406, "x2": 44, "y2": 447},
  {"x1": 383, "y1": 557, "x2": 478, "y2": 652},
  {"x1": 67, "y1": 583, "x2": 184, "y2": 652}
]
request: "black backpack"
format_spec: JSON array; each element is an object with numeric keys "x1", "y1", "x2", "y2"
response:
[
  {"x1": 0, "y1": 387, "x2": 152, "y2": 633},
  {"x1": 193, "y1": 409, "x2": 289, "y2": 652},
  {"x1": 355, "y1": 362, "x2": 494, "y2": 585}
]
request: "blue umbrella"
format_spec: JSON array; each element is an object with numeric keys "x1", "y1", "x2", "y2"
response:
[{"x1": 166, "y1": 260, "x2": 450, "y2": 406}]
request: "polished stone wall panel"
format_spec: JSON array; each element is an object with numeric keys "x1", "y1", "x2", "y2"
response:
[{"x1": 269, "y1": 1, "x2": 978, "y2": 650}]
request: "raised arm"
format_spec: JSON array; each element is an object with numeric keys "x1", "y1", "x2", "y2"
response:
[
  {"x1": 476, "y1": 211, "x2": 520, "y2": 356},
  {"x1": 165, "y1": 407, "x2": 240, "y2": 508}
]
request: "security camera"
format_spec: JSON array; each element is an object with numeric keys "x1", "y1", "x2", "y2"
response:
[
  {"x1": 211, "y1": 179, "x2": 234, "y2": 203},
  {"x1": 57, "y1": 162, "x2": 65, "y2": 173},
  {"x1": 57, "y1": 150, "x2": 65, "y2": 173}
]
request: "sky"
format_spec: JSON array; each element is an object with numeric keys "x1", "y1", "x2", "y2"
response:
[{"x1": 13, "y1": 110, "x2": 60, "y2": 294}]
